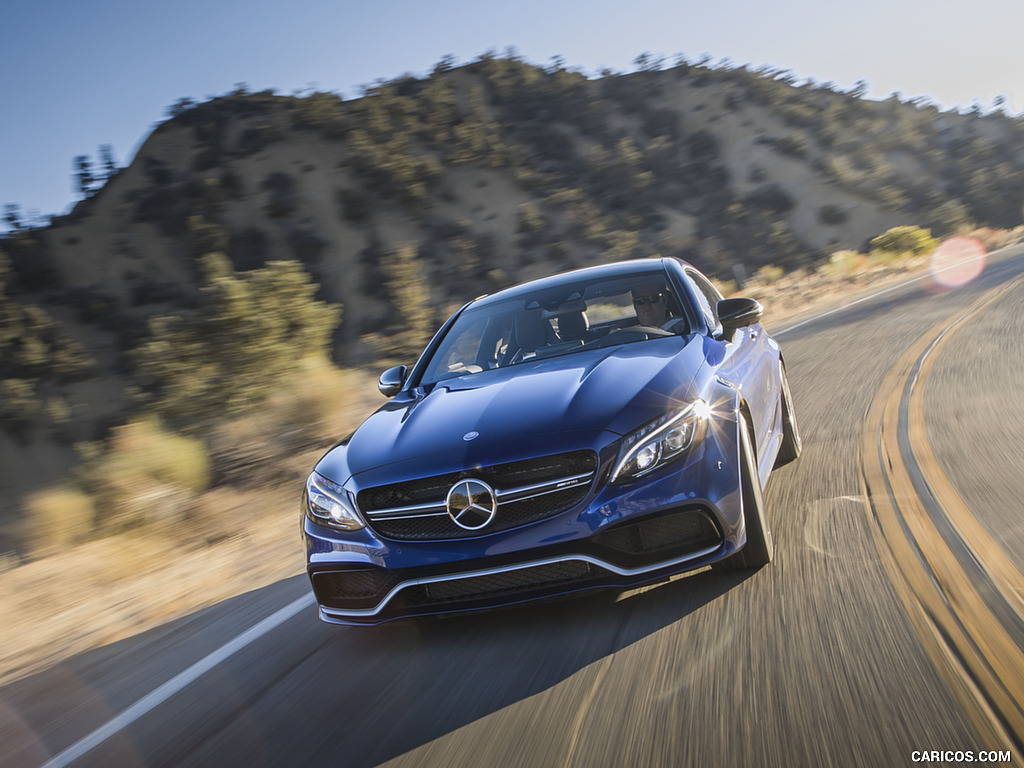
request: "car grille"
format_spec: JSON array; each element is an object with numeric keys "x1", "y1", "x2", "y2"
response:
[{"x1": 356, "y1": 450, "x2": 599, "y2": 540}]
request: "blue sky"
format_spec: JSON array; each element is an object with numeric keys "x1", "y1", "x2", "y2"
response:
[{"x1": 3, "y1": 0, "x2": 1023, "y2": 232}]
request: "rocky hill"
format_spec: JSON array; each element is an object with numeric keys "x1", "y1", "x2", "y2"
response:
[
  {"x1": 3, "y1": 53, "x2": 1024, "y2": 526},
  {"x1": 9, "y1": 56, "x2": 1024, "y2": 345}
]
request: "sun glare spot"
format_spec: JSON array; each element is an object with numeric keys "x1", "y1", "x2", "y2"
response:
[{"x1": 929, "y1": 236, "x2": 986, "y2": 289}]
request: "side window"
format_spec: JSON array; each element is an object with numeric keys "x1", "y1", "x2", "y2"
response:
[{"x1": 684, "y1": 270, "x2": 722, "y2": 333}]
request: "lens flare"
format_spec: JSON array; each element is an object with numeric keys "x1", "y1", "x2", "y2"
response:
[{"x1": 929, "y1": 236, "x2": 986, "y2": 289}]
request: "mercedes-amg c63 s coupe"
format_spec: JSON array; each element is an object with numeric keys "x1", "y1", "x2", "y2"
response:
[{"x1": 302, "y1": 257, "x2": 800, "y2": 624}]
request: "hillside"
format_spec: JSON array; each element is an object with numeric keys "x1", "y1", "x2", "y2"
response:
[{"x1": 2, "y1": 53, "x2": 1024, "y2": 552}]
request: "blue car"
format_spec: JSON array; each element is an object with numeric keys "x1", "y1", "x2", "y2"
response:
[{"x1": 302, "y1": 258, "x2": 800, "y2": 624}]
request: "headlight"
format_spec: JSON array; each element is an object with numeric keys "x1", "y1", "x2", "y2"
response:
[
  {"x1": 611, "y1": 400, "x2": 710, "y2": 483},
  {"x1": 305, "y1": 472, "x2": 365, "y2": 531}
]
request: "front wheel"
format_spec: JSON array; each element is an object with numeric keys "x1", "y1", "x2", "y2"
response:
[
  {"x1": 715, "y1": 414, "x2": 774, "y2": 571},
  {"x1": 774, "y1": 362, "x2": 802, "y2": 467}
]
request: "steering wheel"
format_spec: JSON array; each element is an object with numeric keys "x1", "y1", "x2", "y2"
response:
[{"x1": 586, "y1": 325, "x2": 673, "y2": 348}]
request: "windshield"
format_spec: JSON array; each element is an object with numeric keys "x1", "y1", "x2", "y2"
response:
[{"x1": 420, "y1": 270, "x2": 691, "y2": 385}]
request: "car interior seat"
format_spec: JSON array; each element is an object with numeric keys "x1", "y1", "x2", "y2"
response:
[
  {"x1": 507, "y1": 311, "x2": 553, "y2": 361},
  {"x1": 557, "y1": 310, "x2": 592, "y2": 343}
]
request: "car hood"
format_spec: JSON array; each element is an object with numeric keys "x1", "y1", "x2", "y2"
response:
[{"x1": 319, "y1": 335, "x2": 711, "y2": 482}]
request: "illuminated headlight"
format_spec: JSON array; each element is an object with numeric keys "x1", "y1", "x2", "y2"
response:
[
  {"x1": 304, "y1": 472, "x2": 364, "y2": 531},
  {"x1": 611, "y1": 400, "x2": 710, "y2": 483}
]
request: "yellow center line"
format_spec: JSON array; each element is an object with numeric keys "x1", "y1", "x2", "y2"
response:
[
  {"x1": 909, "y1": 280, "x2": 1024, "y2": 622},
  {"x1": 859, "y1": 275, "x2": 1024, "y2": 750}
]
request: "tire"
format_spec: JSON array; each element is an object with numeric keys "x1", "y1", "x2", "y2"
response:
[
  {"x1": 715, "y1": 413, "x2": 774, "y2": 571},
  {"x1": 774, "y1": 362, "x2": 802, "y2": 467}
]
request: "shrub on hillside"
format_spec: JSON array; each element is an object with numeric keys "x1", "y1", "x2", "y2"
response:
[
  {"x1": 188, "y1": 215, "x2": 228, "y2": 258},
  {"x1": 923, "y1": 200, "x2": 972, "y2": 237},
  {"x1": 23, "y1": 485, "x2": 96, "y2": 556},
  {"x1": 207, "y1": 359, "x2": 377, "y2": 489},
  {"x1": 361, "y1": 245, "x2": 434, "y2": 363},
  {"x1": 745, "y1": 184, "x2": 795, "y2": 214},
  {"x1": 0, "y1": 378, "x2": 38, "y2": 436},
  {"x1": 22, "y1": 418, "x2": 209, "y2": 553},
  {"x1": 236, "y1": 126, "x2": 275, "y2": 156},
  {"x1": 869, "y1": 226, "x2": 938, "y2": 260},
  {"x1": 641, "y1": 108, "x2": 680, "y2": 141},
  {"x1": 754, "y1": 264, "x2": 785, "y2": 285},
  {"x1": 134, "y1": 254, "x2": 341, "y2": 429},
  {"x1": 2, "y1": 231, "x2": 57, "y2": 291},
  {"x1": 819, "y1": 249, "x2": 866, "y2": 278},
  {"x1": 83, "y1": 418, "x2": 210, "y2": 534},
  {"x1": 1, "y1": 299, "x2": 94, "y2": 384},
  {"x1": 685, "y1": 131, "x2": 720, "y2": 162},
  {"x1": 226, "y1": 227, "x2": 269, "y2": 271},
  {"x1": 263, "y1": 172, "x2": 297, "y2": 218},
  {"x1": 819, "y1": 205, "x2": 848, "y2": 226},
  {"x1": 292, "y1": 91, "x2": 348, "y2": 139},
  {"x1": 756, "y1": 134, "x2": 807, "y2": 159},
  {"x1": 0, "y1": 250, "x2": 96, "y2": 437},
  {"x1": 336, "y1": 188, "x2": 370, "y2": 223},
  {"x1": 517, "y1": 202, "x2": 548, "y2": 246}
]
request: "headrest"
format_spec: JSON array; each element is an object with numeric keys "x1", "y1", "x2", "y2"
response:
[
  {"x1": 558, "y1": 310, "x2": 589, "y2": 339},
  {"x1": 513, "y1": 312, "x2": 550, "y2": 352}
]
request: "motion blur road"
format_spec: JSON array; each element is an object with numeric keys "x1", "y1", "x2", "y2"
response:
[{"x1": 5, "y1": 245, "x2": 1024, "y2": 768}]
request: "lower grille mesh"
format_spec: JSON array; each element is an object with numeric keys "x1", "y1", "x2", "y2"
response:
[
  {"x1": 591, "y1": 511, "x2": 721, "y2": 557},
  {"x1": 418, "y1": 561, "x2": 593, "y2": 604},
  {"x1": 312, "y1": 561, "x2": 596, "y2": 612},
  {"x1": 407, "y1": 561, "x2": 598, "y2": 610},
  {"x1": 313, "y1": 569, "x2": 400, "y2": 608}
]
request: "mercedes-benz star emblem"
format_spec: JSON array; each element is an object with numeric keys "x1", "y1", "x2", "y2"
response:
[{"x1": 446, "y1": 479, "x2": 497, "y2": 530}]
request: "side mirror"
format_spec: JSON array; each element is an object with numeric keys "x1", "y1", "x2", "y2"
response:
[
  {"x1": 716, "y1": 296, "x2": 765, "y2": 327},
  {"x1": 717, "y1": 297, "x2": 764, "y2": 338},
  {"x1": 378, "y1": 365, "x2": 408, "y2": 397}
]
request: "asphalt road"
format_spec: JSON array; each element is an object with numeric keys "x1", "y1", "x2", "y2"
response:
[{"x1": 5, "y1": 245, "x2": 1024, "y2": 768}]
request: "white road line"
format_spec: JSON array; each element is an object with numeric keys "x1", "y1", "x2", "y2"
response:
[
  {"x1": 774, "y1": 276, "x2": 923, "y2": 337},
  {"x1": 41, "y1": 593, "x2": 314, "y2": 768}
]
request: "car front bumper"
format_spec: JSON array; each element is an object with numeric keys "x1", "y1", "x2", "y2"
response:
[{"x1": 303, "y1": 415, "x2": 747, "y2": 624}]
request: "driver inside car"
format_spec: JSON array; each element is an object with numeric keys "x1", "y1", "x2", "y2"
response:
[
  {"x1": 632, "y1": 283, "x2": 673, "y2": 325},
  {"x1": 630, "y1": 284, "x2": 688, "y2": 333}
]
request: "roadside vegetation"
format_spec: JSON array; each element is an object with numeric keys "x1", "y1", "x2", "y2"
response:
[
  {"x1": 10, "y1": 222, "x2": 1018, "y2": 565},
  {"x1": 13, "y1": 252, "x2": 360, "y2": 554}
]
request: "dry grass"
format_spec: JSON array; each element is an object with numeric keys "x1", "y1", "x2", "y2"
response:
[
  {"x1": 742, "y1": 253, "x2": 933, "y2": 325},
  {"x1": 0, "y1": 487, "x2": 305, "y2": 686},
  {"x1": 21, "y1": 485, "x2": 95, "y2": 557},
  {"x1": 0, "y1": 363, "x2": 383, "y2": 685}
]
